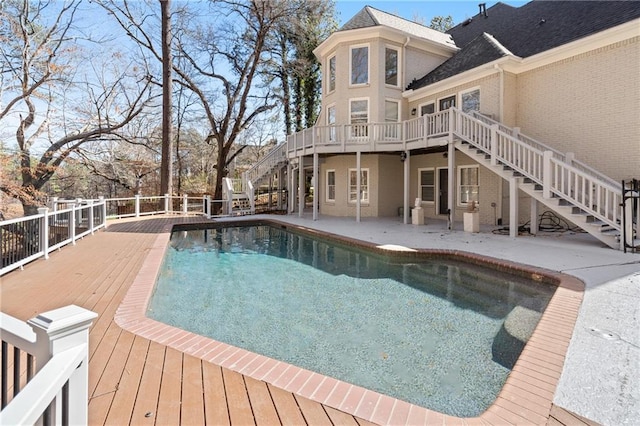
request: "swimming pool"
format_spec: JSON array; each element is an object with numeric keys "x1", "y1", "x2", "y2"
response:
[{"x1": 147, "y1": 222, "x2": 556, "y2": 417}]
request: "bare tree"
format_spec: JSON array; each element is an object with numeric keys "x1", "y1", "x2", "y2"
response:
[
  {"x1": 0, "y1": 0, "x2": 156, "y2": 215},
  {"x1": 159, "y1": 0, "x2": 173, "y2": 196}
]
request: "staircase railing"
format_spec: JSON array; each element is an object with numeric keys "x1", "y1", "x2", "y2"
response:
[
  {"x1": 242, "y1": 142, "x2": 288, "y2": 192},
  {"x1": 454, "y1": 108, "x2": 622, "y2": 235},
  {"x1": 470, "y1": 111, "x2": 619, "y2": 188}
]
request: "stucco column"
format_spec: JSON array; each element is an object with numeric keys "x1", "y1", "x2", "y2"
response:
[
  {"x1": 298, "y1": 155, "x2": 304, "y2": 217},
  {"x1": 313, "y1": 152, "x2": 319, "y2": 221},
  {"x1": 356, "y1": 151, "x2": 361, "y2": 223},
  {"x1": 403, "y1": 151, "x2": 410, "y2": 225},
  {"x1": 447, "y1": 141, "x2": 455, "y2": 230}
]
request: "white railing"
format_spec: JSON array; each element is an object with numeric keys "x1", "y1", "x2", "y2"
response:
[
  {"x1": 0, "y1": 305, "x2": 97, "y2": 425},
  {"x1": 452, "y1": 108, "x2": 622, "y2": 236},
  {"x1": 469, "y1": 111, "x2": 619, "y2": 188},
  {"x1": 242, "y1": 142, "x2": 288, "y2": 190},
  {"x1": 1, "y1": 202, "x2": 107, "y2": 276}
]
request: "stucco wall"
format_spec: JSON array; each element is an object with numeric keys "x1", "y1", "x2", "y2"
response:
[{"x1": 516, "y1": 37, "x2": 640, "y2": 181}]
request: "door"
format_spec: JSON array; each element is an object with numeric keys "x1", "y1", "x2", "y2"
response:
[{"x1": 438, "y1": 168, "x2": 449, "y2": 215}]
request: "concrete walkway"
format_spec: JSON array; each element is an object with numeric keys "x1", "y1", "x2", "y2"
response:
[{"x1": 241, "y1": 214, "x2": 640, "y2": 425}]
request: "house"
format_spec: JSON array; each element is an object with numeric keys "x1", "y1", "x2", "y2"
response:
[{"x1": 245, "y1": 1, "x2": 640, "y2": 249}]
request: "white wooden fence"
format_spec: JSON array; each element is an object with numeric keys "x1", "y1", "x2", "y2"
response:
[{"x1": 0, "y1": 305, "x2": 97, "y2": 425}]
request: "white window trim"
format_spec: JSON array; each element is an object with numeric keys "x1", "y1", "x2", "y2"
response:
[
  {"x1": 326, "y1": 169, "x2": 336, "y2": 203},
  {"x1": 418, "y1": 167, "x2": 436, "y2": 204},
  {"x1": 460, "y1": 86, "x2": 481, "y2": 113},
  {"x1": 384, "y1": 45, "x2": 401, "y2": 88},
  {"x1": 349, "y1": 97, "x2": 370, "y2": 124},
  {"x1": 457, "y1": 165, "x2": 479, "y2": 207},
  {"x1": 327, "y1": 54, "x2": 336, "y2": 94},
  {"x1": 437, "y1": 94, "x2": 457, "y2": 111},
  {"x1": 349, "y1": 43, "x2": 370, "y2": 87},
  {"x1": 384, "y1": 98, "x2": 400, "y2": 122},
  {"x1": 418, "y1": 101, "x2": 435, "y2": 116},
  {"x1": 348, "y1": 168, "x2": 369, "y2": 204},
  {"x1": 326, "y1": 103, "x2": 336, "y2": 125}
]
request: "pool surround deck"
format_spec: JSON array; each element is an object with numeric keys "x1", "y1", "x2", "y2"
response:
[{"x1": 115, "y1": 218, "x2": 585, "y2": 425}]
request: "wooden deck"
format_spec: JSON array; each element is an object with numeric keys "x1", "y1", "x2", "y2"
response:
[{"x1": 1, "y1": 215, "x2": 598, "y2": 425}]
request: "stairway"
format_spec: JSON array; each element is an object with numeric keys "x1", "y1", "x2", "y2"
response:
[{"x1": 451, "y1": 110, "x2": 623, "y2": 249}]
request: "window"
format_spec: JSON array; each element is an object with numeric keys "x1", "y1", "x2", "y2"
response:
[
  {"x1": 420, "y1": 103, "x2": 435, "y2": 116},
  {"x1": 349, "y1": 169, "x2": 369, "y2": 203},
  {"x1": 459, "y1": 166, "x2": 479, "y2": 205},
  {"x1": 385, "y1": 47, "x2": 398, "y2": 86},
  {"x1": 327, "y1": 104, "x2": 336, "y2": 141},
  {"x1": 328, "y1": 55, "x2": 336, "y2": 93},
  {"x1": 439, "y1": 95, "x2": 456, "y2": 111},
  {"x1": 419, "y1": 168, "x2": 435, "y2": 202},
  {"x1": 349, "y1": 99, "x2": 368, "y2": 138},
  {"x1": 350, "y1": 46, "x2": 368, "y2": 85},
  {"x1": 461, "y1": 89, "x2": 480, "y2": 113},
  {"x1": 384, "y1": 100, "x2": 399, "y2": 139},
  {"x1": 326, "y1": 170, "x2": 336, "y2": 202}
]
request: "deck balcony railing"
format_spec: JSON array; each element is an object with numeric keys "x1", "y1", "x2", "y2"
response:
[
  {"x1": 0, "y1": 305, "x2": 97, "y2": 425},
  {"x1": 0, "y1": 201, "x2": 108, "y2": 276}
]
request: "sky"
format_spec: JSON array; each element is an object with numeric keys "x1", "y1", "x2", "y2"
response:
[{"x1": 334, "y1": 0, "x2": 528, "y2": 27}]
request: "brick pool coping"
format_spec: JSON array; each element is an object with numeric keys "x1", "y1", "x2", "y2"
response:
[{"x1": 115, "y1": 219, "x2": 585, "y2": 425}]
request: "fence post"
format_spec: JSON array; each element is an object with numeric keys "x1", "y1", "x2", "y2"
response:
[
  {"x1": 164, "y1": 194, "x2": 170, "y2": 214},
  {"x1": 135, "y1": 194, "x2": 141, "y2": 217},
  {"x1": 99, "y1": 196, "x2": 107, "y2": 229},
  {"x1": 542, "y1": 151, "x2": 553, "y2": 199},
  {"x1": 183, "y1": 194, "x2": 188, "y2": 214},
  {"x1": 37, "y1": 207, "x2": 49, "y2": 260},
  {"x1": 28, "y1": 305, "x2": 98, "y2": 425},
  {"x1": 70, "y1": 203, "x2": 77, "y2": 245},
  {"x1": 490, "y1": 124, "x2": 499, "y2": 166},
  {"x1": 204, "y1": 195, "x2": 211, "y2": 219},
  {"x1": 88, "y1": 200, "x2": 95, "y2": 234},
  {"x1": 51, "y1": 197, "x2": 58, "y2": 212}
]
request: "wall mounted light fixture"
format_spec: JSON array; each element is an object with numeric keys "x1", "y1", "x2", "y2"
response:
[
  {"x1": 400, "y1": 152, "x2": 407, "y2": 162},
  {"x1": 411, "y1": 108, "x2": 417, "y2": 116}
]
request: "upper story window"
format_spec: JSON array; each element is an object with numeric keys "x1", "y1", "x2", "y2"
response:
[
  {"x1": 328, "y1": 55, "x2": 336, "y2": 93},
  {"x1": 327, "y1": 104, "x2": 336, "y2": 141},
  {"x1": 420, "y1": 103, "x2": 435, "y2": 116},
  {"x1": 461, "y1": 88, "x2": 480, "y2": 113},
  {"x1": 439, "y1": 95, "x2": 456, "y2": 111},
  {"x1": 350, "y1": 45, "x2": 369, "y2": 85},
  {"x1": 350, "y1": 98, "x2": 369, "y2": 138},
  {"x1": 385, "y1": 47, "x2": 399, "y2": 86}
]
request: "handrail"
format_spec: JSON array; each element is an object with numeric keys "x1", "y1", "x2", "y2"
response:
[
  {"x1": 453, "y1": 108, "x2": 622, "y2": 233},
  {"x1": 469, "y1": 111, "x2": 619, "y2": 188},
  {"x1": 1, "y1": 305, "x2": 97, "y2": 425},
  {"x1": 0, "y1": 345, "x2": 85, "y2": 425},
  {"x1": 243, "y1": 142, "x2": 288, "y2": 191}
]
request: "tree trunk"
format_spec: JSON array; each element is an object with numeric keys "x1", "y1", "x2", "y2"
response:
[{"x1": 160, "y1": 0, "x2": 173, "y2": 196}]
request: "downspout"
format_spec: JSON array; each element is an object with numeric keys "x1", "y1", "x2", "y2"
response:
[
  {"x1": 494, "y1": 63, "x2": 505, "y2": 225},
  {"x1": 403, "y1": 37, "x2": 411, "y2": 91}
]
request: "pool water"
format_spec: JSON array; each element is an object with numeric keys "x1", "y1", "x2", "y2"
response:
[{"x1": 147, "y1": 224, "x2": 554, "y2": 417}]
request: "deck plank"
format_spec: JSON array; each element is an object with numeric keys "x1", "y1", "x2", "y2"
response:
[
  {"x1": 104, "y1": 335, "x2": 150, "y2": 426},
  {"x1": 294, "y1": 395, "x2": 333, "y2": 426},
  {"x1": 245, "y1": 376, "x2": 282, "y2": 425},
  {"x1": 223, "y1": 369, "x2": 256, "y2": 425},
  {"x1": 202, "y1": 361, "x2": 231, "y2": 426},
  {"x1": 156, "y1": 346, "x2": 183, "y2": 425},
  {"x1": 181, "y1": 354, "x2": 206, "y2": 425},
  {"x1": 267, "y1": 383, "x2": 307, "y2": 425},
  {"x1": 130, "y1": 340, "x2": 165, "y2": 425}
]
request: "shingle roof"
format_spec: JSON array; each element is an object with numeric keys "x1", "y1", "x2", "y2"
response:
[
  {"x1": 340, "y1": 6, "x2": 456, "y2": 48},
  {"x1": 407, "y1": 33, "x2": 509, "y2": 90},
  {"x1": 409, "y1": 0, "x2": 640, "y2": 91},
  {"x1": 448, "y1": 0, "x2": 640, "y2": 58}
]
